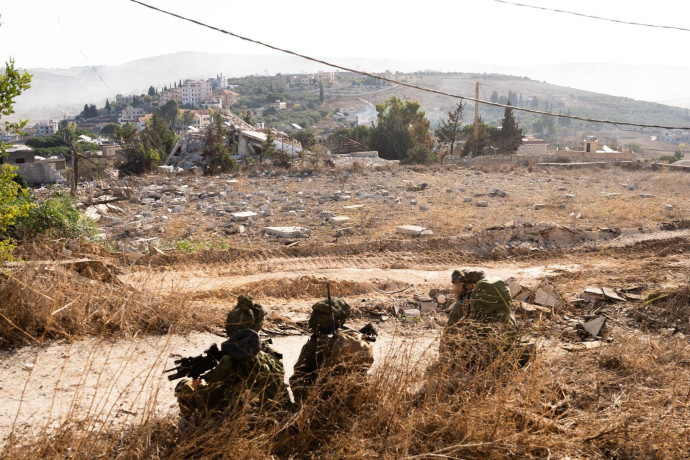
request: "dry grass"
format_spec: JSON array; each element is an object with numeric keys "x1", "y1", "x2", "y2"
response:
[
  {"x1": 0, "y1": 263, "x2": 210, "y2": 349},
  {"x1": 4, "y1": 331, "x2": 689, "y2": 459}
]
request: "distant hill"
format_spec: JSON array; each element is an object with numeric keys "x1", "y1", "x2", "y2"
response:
[{"x1": 11, "y1": 52, "x2": 690, "y2": 131}]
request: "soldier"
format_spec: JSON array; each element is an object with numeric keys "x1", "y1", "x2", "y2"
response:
[
  {"x1": 290, "y1": 297, "x2": 374, "y2": 403},
  {"x1": 174, "y1": 296, "x2": 288, "y2": 425},
  {"x1": 440, "y1": 269, "x2": 518, "y2": 370},
  {"x1": 224, "y1": 294, "x2": 266, "y2": 336}
]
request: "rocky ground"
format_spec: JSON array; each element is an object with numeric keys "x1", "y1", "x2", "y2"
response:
[{"x1": 4, "y1": 161, "x2": 690, "y2": 454}]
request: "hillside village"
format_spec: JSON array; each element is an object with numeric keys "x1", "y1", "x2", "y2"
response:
[{"x1": 3, "y1": 68, "x2": 689, "y2": 186}]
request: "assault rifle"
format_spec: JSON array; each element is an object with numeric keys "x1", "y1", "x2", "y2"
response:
[
  {"x1": 165, "y1": 335, "x2": 279, "y2": 381},
  {"x1": 165, "y1": 341, "x2": 226, "y2": 381}
]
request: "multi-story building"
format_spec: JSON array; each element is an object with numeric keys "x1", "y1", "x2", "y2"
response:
[
  {"x1": 31, "y1": 120, "x2": 59, "y2": 136},
  {"x1": 118, "y1": 106, "x2": 146, "y2": 125},
  {"x1": 290, "y1": 74, "x2": 314, "y2": 86},
  {"x1": 192, "y1": 110, "x2": 211, "y2": 130},
  {"x1": 268, "y1": 100, "x2": 287, "y2": 110},
  {"x1": 208, "y1": 73, "x2": 227, "y2": 90},
  {"x1": 214, "y1": 89, "x2": 240, "y2": 108},
  {"x1": 159, "y1": 80, "x2": 213, "y2": 106},
  {"x1": 315, "y1": 71, "x2": 336, "y2": 85}
]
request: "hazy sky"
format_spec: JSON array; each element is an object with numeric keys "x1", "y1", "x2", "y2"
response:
[{"x1": 2, "y1": 0, "x2": 690, "y2": 103}]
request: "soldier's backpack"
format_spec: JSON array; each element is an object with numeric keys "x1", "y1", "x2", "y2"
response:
[
  {"x1": 471, "y1": 278, "x2": 516, "y2": 327},
  {"x1": 225, "y1": 295, "x2": 267, "y2": 336},
  {"x1": 323, "y1": 329, "x2": 374, "y2": 374}
]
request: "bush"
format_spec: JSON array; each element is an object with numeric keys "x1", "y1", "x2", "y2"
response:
[
  {"x1": 14, "y1": 193, "x2": 96, "y2": 239},
  {"x1": 406, "y1": 143, "x2": 438, "y2": 164},
  {"x1": 0, "y1": 164, "x2": 32, "y2": 260}
]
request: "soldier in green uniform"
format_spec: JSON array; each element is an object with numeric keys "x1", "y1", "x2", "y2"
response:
[
  {"x1": 440, "y1": 269, "x2": 518, "y2": 370},
  {"x1": 174, "y1": 296, "x2": 289, "y2": 423},
  {"x1": 290, "y1": 297, "x2": 374, "y2": 403}
]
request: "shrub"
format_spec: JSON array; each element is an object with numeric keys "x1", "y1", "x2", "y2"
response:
[
  {"x1": 14, "y1": 193, "x2": 96, "y2": 239},
  {"x1": 0, "y1": 164, "x2": 32, "y2": 260}
]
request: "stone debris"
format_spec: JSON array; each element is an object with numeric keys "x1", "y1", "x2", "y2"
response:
[
  {"x1": 395, "y1": 225, "x2": 433, "y2": 236},
  {"x1": 475, "y1": 201, "x2": 489, "y2": 208},
  {"x1": 639, "y1": 193, "x2": 654, "y2": 198},
  {"x1": 262, "y1": 226, "x2": 311, "y2": 238},
  {"x1": 583, "y1": 316, "x2": 606, "y2": 337},
  {"x1": 232, "y1": 211, "x2": 257, "y2": 221},
  {"x1": 534, "y1": 203, "x2": 545, "y2": 210},
  {"x1": 533, "y1": 282, "x2": 564, "y2": 309},
  {"x1": 330, "y1": 215, "x2": 351, "y2": 224}
]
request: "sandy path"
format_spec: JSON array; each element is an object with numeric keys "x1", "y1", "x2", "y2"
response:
[{"x1": 0, "y1": 331, "x2": 437, "y2": 445}]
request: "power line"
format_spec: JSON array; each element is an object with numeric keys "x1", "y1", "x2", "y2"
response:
[
  {"x1": 53, "y1": 0, "x2": 113, "y2": 94},
  {"x1": 494, "y1": 0, "x2": 690, "y2": 33},
  {"x1": 129, "y1": 0, "x2": 690, "y2": 131}
]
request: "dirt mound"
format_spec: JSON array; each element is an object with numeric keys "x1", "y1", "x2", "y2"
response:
[{"x1": 190, "y1": 275, "x2": 409, "y2": 301}]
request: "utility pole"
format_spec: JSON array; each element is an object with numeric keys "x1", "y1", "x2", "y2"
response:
[{"x1": 473, "y1": 81, "x2": 480, "y2": 158}]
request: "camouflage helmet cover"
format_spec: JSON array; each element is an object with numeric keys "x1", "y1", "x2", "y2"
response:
[
  {"x1": 308, "y1": 297, "x2": 352, "y2": 333},
  {"x1": 451, "y1": 269, "x2": 485, "y2": 285},
  {"x1": 224, "y1": 295, "x2": 267, "y2": 336}
]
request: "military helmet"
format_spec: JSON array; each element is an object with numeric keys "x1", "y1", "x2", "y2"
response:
[
  {"x1": 308, "y1": 297, "x2": 351, "y2": 333},
  {"x1": 451, "y1": 269, "x2": 485, "y2": 285},
  {"x1": 221, "y1": 329, "x2": 261, "y2": 360},
  {"x1": 224, "y1": 295, "x2": 267, "y2": 336}
]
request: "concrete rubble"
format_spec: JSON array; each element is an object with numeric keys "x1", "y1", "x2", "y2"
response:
[{"x1": 395, "y1": 225, "x2": 433, "y2": 236}]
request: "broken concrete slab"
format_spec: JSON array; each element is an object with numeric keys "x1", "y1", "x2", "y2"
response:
[
  {"x1": 343, "y1": 204, "x2": 364, "y2": 210},
  {"x1": 232, "y1": 211, "x2": 257, "y2": 221},
  {"x1": 330, "y1": 215, "x2": 351, "y2": 224},
  {"x1": 475, "y1": 201, "x2": 489, "y2": 207},
  {"x1": 533, "y1": 283, "x2": 564, "y2": 308},
  {"x1": 395, "y1": 225, "x2": 433, "y2": 236},
  {"x1": 583, "y1": 316, "x2": 606, "y2": 337},
  {"x1": 561, "y1": 341, "x2": 603, "y2": 352},
  {"x1": 601, "y1": 287, "x2": 626, "y2": 302},
  {"x1": 262, "y1": 226, "x2": 311, "y2": 238},
  {"x1": 505, "y1": 277, "x2": 523, "y2": 297}
]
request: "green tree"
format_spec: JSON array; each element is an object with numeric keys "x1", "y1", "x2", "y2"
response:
[
  {"x1": 142, "y1": 113, "x2": 176, "y2": 157},
  {"x1": 100, "y1": 123, "x2": 119, "y2": 139},
  {"x1": 157, "y1": 100, "x2": 179, "y2": 129},
  {"x1": 202, "y1": 114, "x2": 237, "y2": 175},
  {"x1": 370, "y1": 96, "x2": 432, "y2": 162},
  {"x1": 259, "y1": 130, "x2": 276, "y2": 164},
  {"x1": 0, "y1": 54, "x2": 33, "y2": 260},
  {"x1": 497, "y1": 102, "x2": 523, "y2": 154},
  {"x1": 490, "y1": 91, "x2": 499, "y2": 103},
  {"x1": 293, "y1": 130, "x2": 316, "y2": 150},
  {"x1": 180, "y1": 110, "x2": 195, "y2": 128},
  {"x1": 242, "y1": 110, "x2": 253, "y2": 124},
  {"x1": 319, "y1": 82, "x2": 324, "y2": 104},
  {"x1": 148, "y1": 85, "x2": 156, "y2": 97},
  {"x1": 461, "y1": 121, "x2": 500, "y2": 157},
  {"x1": 105, "y1": 99, "x2": 111, "y2": 113},
  {"x1": 434, "y1": 102, "x2": 465, "y2": 157}
]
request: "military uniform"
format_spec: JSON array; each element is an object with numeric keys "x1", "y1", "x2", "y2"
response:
[
  {"x1": 440, "y1": 271, "x2": 518, "y2": 369},
  {"x1": 175, "y1": 298, "x2": 288, "y2": 420},
  {"x1": 290, "y1": 297, "x2": 374, "y2": 402}
]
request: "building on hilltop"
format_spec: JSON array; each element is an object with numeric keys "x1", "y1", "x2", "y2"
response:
[
  {"x1": 118, "y1": 106, "x2": 147, "y2": 125},
  {"x1": 208, "y1": 73, "x2": 227, "y2": 90},
  {"x1": 214, "y1": 89, "x2": 239, "y2": 107},
  {"x1": 159, "y1": 79, "x2": 213, "y2": 106},
  {"x1": 315, "y1": 71, "x2": 335, "y2": 85},
  {"x1": 31, "y1": 120, "x2": 59, "y2": 136}
]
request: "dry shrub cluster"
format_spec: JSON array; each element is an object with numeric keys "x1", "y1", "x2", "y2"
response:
[
  {"x1": 635, "y1": 283, "x2": 690, "y2": 334},
  {"x1": 0, "y1": 263, "x2": 204, "y2": 348},
  {"x1": 5, "y1": 331, "x2": 689, "y2": 459}
]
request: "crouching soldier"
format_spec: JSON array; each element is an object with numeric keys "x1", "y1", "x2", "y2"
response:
[
  {"x1": 440, "y1": 269, "x2": 520, "y2": 372},
  {"x1": 173, "y1": 295, "x2": 288, "y2": 427},
  {"x1": 174, "y1": 329, "x2": 288, "y2": 427},
  {"x1": 290, "y1": 297, "x2": 374, "y2": 403}
]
